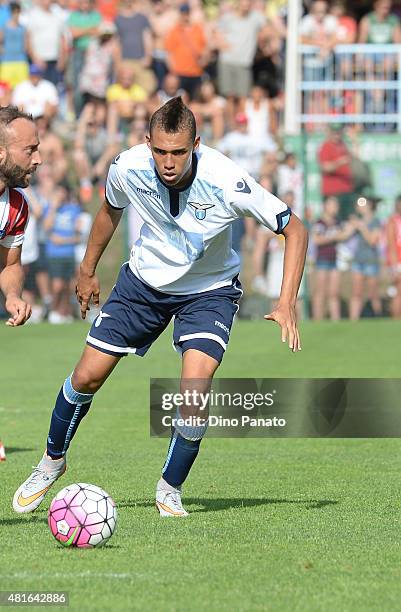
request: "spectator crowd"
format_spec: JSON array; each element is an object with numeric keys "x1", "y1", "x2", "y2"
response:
[{"x1": 0, "y1": 0, "x2": 400, "y2": 321}]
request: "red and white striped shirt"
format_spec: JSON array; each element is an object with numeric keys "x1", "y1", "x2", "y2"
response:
[{"x1": 0, "y1": 188, "x2": 29, "y2": 249}]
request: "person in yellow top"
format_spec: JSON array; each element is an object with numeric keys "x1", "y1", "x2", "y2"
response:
[{"x1": 106, "y1": 62, "x2": 148, "y2": 138}]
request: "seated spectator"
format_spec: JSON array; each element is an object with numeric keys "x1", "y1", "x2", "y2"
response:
[
  {"x1": 126, "y1": 103, "x2": 149, "y2": 147},
  {"x1": 164, "y1": 3, "x2": 208, "y2": 100},
  {"x1": 217, "y1": 112, "x2": 273, "y2": 180},
  {"x1": 35, "y1": 115, "x2": 67, "y2": 183},
  {"x1": 43, "y1": 184, "x2": 82, "y2": 324},
  {"x1": 0, "y1": 2, "x2": 29, "y2": 89},
  {"x1": 12, "y1": 64, "x2": 59, "y2": 119},
  {"x1": 148, "y1": 72, "x2": 188, "y2": 114},
  {"x1": 73, "y1": 101, "x2": 116, "y2": 202},
  {"x1": 349, "y1": 194, "x2": 382, "y2": 320},
  {"x1": 106, "y1": 62, "x2": 148, "y2": 138},
  {"x1": 386, "y1": 195, "x2": 401, "y2": 318},
  {"x1": 79, "y1": 21, "x2": 120, "y2": 105},
  {"x1": 25, "y1": 0, "x2": 67, "y2": 86},
  {"x1": 114, "y1": 0, "x2": 156, "y2": 95},
  {"x1": 190, "y1": 80, "x2": 226, "y2": 144},
  {"x1": 312, "y1": 196, "x2": 354, "y2": 320}
]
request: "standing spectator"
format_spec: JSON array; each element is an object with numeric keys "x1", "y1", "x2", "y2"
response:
[
  {"x1": 67, "y1": 0, "x2": 102, "y2": 115},
  {"x1": 358, "y1": 0, "x2": 401, "y2": 44},
  {"x1": 216, "y1": 0, "x2": 265, "y2": 122},
  {"x1": 349, "y1": 195, "x2": 382, "y2": 320},
  {"x1": 12, "y1": 65, "x2": 59, "y2": 119},
  {"x1": 241, "y1": 85, "x2": 277, "y2": 149},
  {"x1": 277, "y1": 152, "x2": 304, "y2": 219},
  {"x1": 331, "y1": 1, "x2": 357, "y2": 43},
  {"x1": 79, "y1": 20, "x2": 120, "y2": 105},
  {"x1": 43, "y1": 184, "x2": 81, "y2": 324},
  {"x1": 164, "y1": 3, "x2": 207, "y2": 100},
  {"x1": 149, "y1": 0, "x2": 178, "y2": 89},
  {"x1": 318, "y1": 125, "x2": 355, "y2": 222},
  {"x1": 73, "y1": 101, "x2": 115, "y2": 202},
  {"x1": 0, "y1": 2, "x2": 29, "y2": 89},
  {"x1": 114, "y1": 0, "x2": 156, "y2": 96},
  {"x1": 311, "y1": 196, "x2": 354, "y2": 320},
  {"x1": 386, "y1": 195, "x2": 401, "y2": 318},
  {"x1": 299, "y1": 1, "x2": 337, "y2": 54},
  {"x1": 25, "y1": 0, "x2": 67, "y2": 86}
]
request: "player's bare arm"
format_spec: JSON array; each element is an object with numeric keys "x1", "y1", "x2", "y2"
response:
[
  {"x1": 76, "y1": 200, "x2": 123, "y2": 319},
  {"x1": 0, "y1": 244, "x2": 31, "y2": 326},
  {"x1": 264, "y1": 214, "x2": 308, "y2": 352}
]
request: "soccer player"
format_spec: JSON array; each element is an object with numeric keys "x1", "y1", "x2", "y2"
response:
[
  {"x1": 0, "y1": 106, "x2": 41, "y2": 461},
  {"x1": 14, "y1": 98, "x2": 308, "y2": 516}
]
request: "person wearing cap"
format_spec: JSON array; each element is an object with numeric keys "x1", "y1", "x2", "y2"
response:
[
  {"x1": 12, "y1": 64, "x2": 59, "y2": 119},
  {"x1": 164, "y1": 3, "x2": 208, "y2": 99},
  {"x1": 318, "y1": 124, "x2": 357, "y2": 222}
]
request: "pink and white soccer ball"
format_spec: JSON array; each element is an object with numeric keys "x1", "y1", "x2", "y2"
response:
[{"x1": 48, "y1": 483, "x2": 117, "y2": 548}]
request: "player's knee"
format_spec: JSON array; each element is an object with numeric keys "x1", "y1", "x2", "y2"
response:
[{"x1": 71, "y1": 368, "x2": 105, "y2": 394}]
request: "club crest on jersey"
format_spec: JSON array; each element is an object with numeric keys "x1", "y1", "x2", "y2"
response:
[
  {"x1": 0, "y1": 228, "x2": 6, "y2": 239},
  {"x1": 188, "y1": 202, "x2": 215, "y2": 220}
]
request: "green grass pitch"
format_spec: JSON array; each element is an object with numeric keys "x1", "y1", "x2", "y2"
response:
[{"x1": 1, "y1": 319, "x2": 401, "y2": 611}]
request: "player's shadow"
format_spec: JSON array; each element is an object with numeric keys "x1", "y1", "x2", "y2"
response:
[
  {"x1": 0, "y1": 515, "x2": 48, "y2": 526},
  {"x1": 2, "y1": 447, "x2": 35, "y2": 454},
  {"x1": 119, "y1": 497, "x2": 338, "y2": 513}
]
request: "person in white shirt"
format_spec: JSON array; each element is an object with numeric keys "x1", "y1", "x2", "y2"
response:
[
  {"x1": 14, "y1": 97, "x2": 308, "y2": 518},
  {"x1": 12, "y1": 65, "x2": 59, "y2": 119}
]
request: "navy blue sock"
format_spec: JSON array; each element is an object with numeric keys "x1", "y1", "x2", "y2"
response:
[
  {"x1": 47, "y1": 375, "x2": 94, "y2": 459},
  {"x1": 162, "y1": 429, "x2": 202, "y2": 488}
]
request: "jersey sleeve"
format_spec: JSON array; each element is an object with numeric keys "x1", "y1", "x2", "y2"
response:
[
  {"x1": 225, "y1": 171, "x2": 292, "y2": 234},
  {"x1": 105, "y1": 159, "x2": 131, "y2": 210},
  {"x1": 0, "y1": 193, "x2": 29, "y2": 249}
]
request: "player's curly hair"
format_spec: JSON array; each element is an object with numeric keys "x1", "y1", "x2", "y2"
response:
[
  {"x1": 149, "y1": 97, "x2": 196, "y2": 142},
  {"x1": 0, "y1": 106, "x2": 34, "y2": 146}
]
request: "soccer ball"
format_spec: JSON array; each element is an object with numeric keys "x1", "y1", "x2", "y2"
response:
[{"x1": 48, "y1": 483, "x2": 117, "y2": 548}]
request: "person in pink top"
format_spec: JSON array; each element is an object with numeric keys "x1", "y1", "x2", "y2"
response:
[{"x1": 386, "y1": 195, "x2": 401, "y2": 318}]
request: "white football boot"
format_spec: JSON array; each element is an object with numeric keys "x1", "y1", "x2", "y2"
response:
[
  {"x1": 13, "y1": 453, "x2": 66, "y2": 513},
  {"x1": 156, "y1": 481, "x2": 189, "y2": 517}
]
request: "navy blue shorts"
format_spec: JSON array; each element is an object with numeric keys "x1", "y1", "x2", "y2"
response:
[{"x1": 86, "y1": 264, "x2": 243, "y2": 363}]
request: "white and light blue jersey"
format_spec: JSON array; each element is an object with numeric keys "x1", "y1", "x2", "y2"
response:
[{"x1": 106, "y1": 143, "x2": 291, "y2": 295}]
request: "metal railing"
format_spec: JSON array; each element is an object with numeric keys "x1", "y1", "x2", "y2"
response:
[{"x1": 299, "y1": 44, "x2": 401, "y2": 132}]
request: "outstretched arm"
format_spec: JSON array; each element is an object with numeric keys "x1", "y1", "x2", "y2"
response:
[
  {"x1": 264, "y1": 214, "x2": 308, "y2": 352},
  {"x1": 76, "y1": 201, "x2": 123, "y2": 319}
]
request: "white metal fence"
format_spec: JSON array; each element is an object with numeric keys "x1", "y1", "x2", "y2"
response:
[{"x1": 300, "y1": 44, "x2": 401, "y2": 132}]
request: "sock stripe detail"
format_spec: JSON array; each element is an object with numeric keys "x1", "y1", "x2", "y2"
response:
[
  {"x1": 62, "y1": 404, "x2": 82, "y2": 455},
  {"x1": 63, "y1": 375, "x2": 94, "y2": 405},
  {"x1": 162, "y1": 433, "x2": 178, "y2": 474}
]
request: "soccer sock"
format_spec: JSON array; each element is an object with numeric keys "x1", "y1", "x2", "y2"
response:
[
  {"x1": 161, "y1": 429, "x2": 202, "y2": 489},
  {"x1": 46, "y1": 375, "x2": 94, "y2": 459}
]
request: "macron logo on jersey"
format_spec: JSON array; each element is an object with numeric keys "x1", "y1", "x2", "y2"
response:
[
  {"x1": 215, "y1": 320, "x2": 230, "y2": 335},
  {"x1": 136, "y1": 187, "x2": 161, "y2": 199}
]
